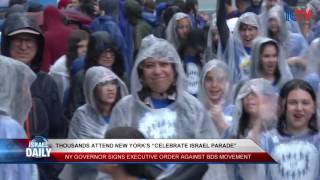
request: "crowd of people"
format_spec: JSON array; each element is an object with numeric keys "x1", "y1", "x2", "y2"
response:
[{"x1": 0, "y1": 0, "x2": 319, "y2": 180}]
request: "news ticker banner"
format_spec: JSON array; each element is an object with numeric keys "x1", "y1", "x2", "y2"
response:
[{"x1": 0, "y1": 136, "x2": 275, "y2": 163}]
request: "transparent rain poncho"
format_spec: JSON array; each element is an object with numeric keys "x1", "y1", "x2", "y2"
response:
[
  {"x1": 0, "y1": 116, "x2": 38, "y2": 180},
  {"x1": 226, "y1": 78, "x2": 278, "y2": 139},
  {"x1": 304, "y1": 38, "x2": 320, "y2": 91},
  {"x1": 199, "y1": 59, "x2": 235, "y2": 137},
  {"x1": 69, "y1": 66, "x2": 128, "y2": 139},
  {"x1": 204, "y1": 13, "x2": 224, "y2": 63},
  {"x1": 305, "y1": 38, "x2": 320, "y2": 76},
  {"x1": 262, "y1": 5, "x2": 308, "y2": 58},
  {"x1": 0, "y1": 55, "x2": 36, "y2": 125},
  {"x1": 259, "y1": 0, "x2": 302, "y2": 34},
  {"x1": 109, "y1": 34, "x2": 218, "y2": 139},
  {"x1": 303, "y1": 38, "x2": 320, "y2": 126},
  {"x1": 224, "y1": 78, "x2": 278, "y2": 180},
  {"x1": 117, "y1": 34, "x2": 224, "y2": 180},
  {"x1": 0, "y1": 55, "x2": 37, "y2": 180},
  {"x1": 199, "y1": 59, "x2": 232, "y2": 109},
  {"x1": 166, "y1": 12, "x2": 192, "y2": 49},
  {"x1": 250, "y1": 37, "x2": 293, "y2": 91},
  {"x1": 221, "y1": 12, "x2": 261, "y2": 83},
  {"x1": 49, "y1": 55, "x2": 69, "y2": 103},
  {"x1": 68, "y1": 66, "x2": 128, "y2": 180}
]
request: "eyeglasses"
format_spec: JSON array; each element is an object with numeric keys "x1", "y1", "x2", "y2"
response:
[
  {"x1": 102, "y1": 49, "x2": 115, "y2": 54},
  {"x1": 11, "y1": 36, "x2": 37, "y2": 47}
]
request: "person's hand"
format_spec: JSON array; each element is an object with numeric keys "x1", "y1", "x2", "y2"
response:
[
  {"x1": 288, "y1": 57, "x2": 306, "y2": 67},
  {"x1": 199, "y1": 12, "x2": 209, "y2": 21},
  {"x1": 210, "y1": 103, "x2": 228, "y2": 134}
]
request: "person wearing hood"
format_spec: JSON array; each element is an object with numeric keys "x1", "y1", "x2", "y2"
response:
[
  {"x1": 68, "y1": 66, "x2": 128, "y2": 180},
  {"x1": 259, "y1": 0, "x2": 302, "y2": 34},
  {"x1": 90, "y1": 0, "x2": 130, "y2": 75},
  {"x1": 250, "y1": 37, "x2": 293, "y2": 92},
  {"x1": 262, "y1": 5, "x2": 308, "y2": 77},
  {"x1": 260, "y1": 79, "x2": 320, "y2": 180},
  {"x1": 68, "y1": 31, "x2": 127, "y2": 121},
  {"x1": 108, "y1": 34, "x2": 218, "y2": 139},
  {"x1": 0, "y1": 55, "x2": 35, "y2": 125},
  {"x1": 166, "y1": 12, "x2": 192, "y2": 50},
  {"x1": 178, "y1": 28, "x2": 206, "y2": 96},
  {"x1": 41, "y1": 5, "x2": 74, "y2": 72},
  {"x1": 199, "y1": 60, "x2": 234, "y2": 135},
  {"x1": 224, "y1": 78, "x2": 278, "y2": 180},
  {"x1": 217, "y1": 0, "x2": 261, "y2": 83},
  {"x1": 1, "y1": 13, "x2": 67, "y2": 180},
  {"x1": 108, "y1": 34, "x2": 220, "y2": 177},
  {"x1": 124, "y1": 0, "x2": 152, "y2": 58},
  {"x1": 204, "y1": 14, "x2": 221, "y2": 62},
  {"x1": 195, "y1": 59, "x2": 234, "y2": 180},
  {"x1": 263, "y1": 5, "x2": 308, "y2": 58},
  {"x1": 303, "y1": 38, "x2": 320, "y2": 93},
  {"x1": 0, "y1": 55, "x2": 38, "y2": 180}
]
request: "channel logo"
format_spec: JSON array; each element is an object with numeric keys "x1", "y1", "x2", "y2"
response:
[{"x1": 26, "y1": 136, "x2": 51, "y2": 158}]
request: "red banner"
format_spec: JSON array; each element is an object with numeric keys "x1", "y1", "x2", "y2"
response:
[{"x1": 51, "y1": 152, "x2": 275, "y2": 163}]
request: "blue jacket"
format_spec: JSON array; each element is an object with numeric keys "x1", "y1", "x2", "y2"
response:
[{"x1": 90, "y1": 15, "x2": 130, "y2": 75}]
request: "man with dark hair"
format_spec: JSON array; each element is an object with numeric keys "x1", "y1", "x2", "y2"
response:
[{"x1": 97, "y1": 127, "x2": 159, "y2": 180}]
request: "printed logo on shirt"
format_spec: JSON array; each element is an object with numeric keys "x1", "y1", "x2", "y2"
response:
[
  {"x1": 26, "y1": 136, "x2": 51, "y2": 158},
  {"x1": 239, "y1": 57, "x2": 251, "y2": 80},
  {"x1": 186, "y1": 63, "x2": 200, "y2": 95},
  {"x1": 269, "y1": 140, "x2": 319, "y2": 180},
  {"x1": 138, "y1": 108, "x2": 177, "y2": 138}
]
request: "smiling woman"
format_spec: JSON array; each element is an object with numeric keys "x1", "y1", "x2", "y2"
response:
[
  {"x1": 199, "y1": 60, "x2": 234, "y2": 135},
  {"x1": 109, "y1": 34, "x2": 218, "y2": 139},
  {"x1": 250, "y1": 37, "x2": 293, "y2": 92},
  {"x1": 260, "y1": 79, "x2": 320, "y2": 180}
]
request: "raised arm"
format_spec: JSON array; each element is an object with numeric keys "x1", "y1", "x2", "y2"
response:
[{"x1": 216, "y1": 0, "x2": 230, "y2": 50}]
